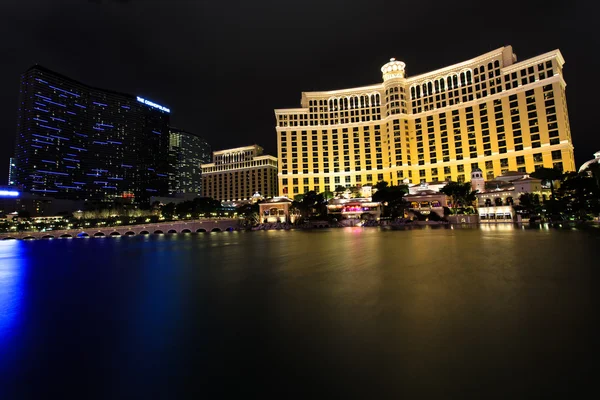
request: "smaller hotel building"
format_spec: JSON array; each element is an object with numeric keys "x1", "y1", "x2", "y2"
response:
[{"x1": 201, "y1": 145, "x2": 278, "y2": 202}]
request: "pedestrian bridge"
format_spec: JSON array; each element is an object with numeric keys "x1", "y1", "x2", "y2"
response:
[{"x1": 0, "y1": 219, "x2": 240, "y2": 240}]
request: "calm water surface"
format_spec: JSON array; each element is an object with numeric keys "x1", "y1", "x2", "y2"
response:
[{"x1": 0, "y1": 226, "x2": 596, "y2": 398}]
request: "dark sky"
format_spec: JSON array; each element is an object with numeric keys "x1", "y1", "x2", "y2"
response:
[{"x1": 0, "y1": 0, "x2": 596, "y2": 184}]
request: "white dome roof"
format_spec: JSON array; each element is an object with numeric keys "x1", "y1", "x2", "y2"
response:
[
  {"x1": 578, "y1": 151, "x2": 600, "y2": 173},
  {"x1": 381, "y1": 58, "x2": 406, "y2": 81}
]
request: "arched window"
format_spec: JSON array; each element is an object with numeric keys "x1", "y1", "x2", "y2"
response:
[
  {"x1": 452, "y1": 75, "x2": 458, "y2": 89},
  {"x1": 343, "y1": 97, "x2": 348, "y2": 110},
  {"x1": 460, "y1": 72, "x2": 466, "y2": 87},
  {"x1": 416, "y1": 86, "x2": 421, "y2": 98},
  {"x1": 410, "y1": 87, "x2": 415, "y2": 100},
  {"x1": 422, "y1": 83, "x2": 427, "y2": 96},
  {"x1": 428, "y1": 82, "x2": 433, "y2": 95},
  {"x1": 375, "y1": 93, "x2": 380, "y2": 105},
  {"x1": 485, "y1": 198, "x2": 492, "y2": 207},
  {"x1": 371, "y1": 94, "x2": 376, "y2": 105},
  {"x1": 488, "y1": 62, "x2": 493, "y2": 70},
  {"x1": 447, "y1": 76, "x2": 453, "y2": 90},
  {"x1": 494, "y1": 60, "x2": 500, "y2": 68},
  {"x1": 466, "y1": 70, "x2": 472, "y2": 84},
  {"x1": 434, "y1": 80, "x2": 439, "y2": 92},
  {"x1": 439, "y1": 78, "x2": 445, "y2": 91},
  {"x1": 474, "y1": 67, "x2": 479, "y2": 74},
  {"x1": 494, "y1": 197, "x2": 503, "y2": 206}
]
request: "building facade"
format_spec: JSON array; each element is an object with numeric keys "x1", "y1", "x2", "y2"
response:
[
  {"x1": 13, "y1": 65, "x2": 171, "y2": 204},
  {"x1": 274, "y1": 46, "x2": 575, "y2": 197},
  {"x1": 201, "y1": 145, "x2": 278, "y2": 201},
  {"x1": 168, "y1": 128, "x2": 211, "y2": 196}
]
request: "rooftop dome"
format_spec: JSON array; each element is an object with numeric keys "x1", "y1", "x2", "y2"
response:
[
  {"x1": 381, "y1": 58, "x2": 406, "y2": 81},
  {"x1": 578, "y1": 151, "x2": 600, "y2": 173}
]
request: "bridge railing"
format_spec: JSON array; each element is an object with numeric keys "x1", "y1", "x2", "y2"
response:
[{"x1": 0, "y1": 218, "x2": 241, "y2": 239}]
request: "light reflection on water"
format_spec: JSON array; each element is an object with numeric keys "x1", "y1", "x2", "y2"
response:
[
  {"x1": 0, "y1": 240, "x2": 25, "y2": 341},
  {"x1": 0, "y1": 226, "x2": 596, "y2": 398}
]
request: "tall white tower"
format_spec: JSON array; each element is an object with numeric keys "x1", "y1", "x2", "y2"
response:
[{"x1": 471, "y1": 168, "x2": 485, "y2": 193}]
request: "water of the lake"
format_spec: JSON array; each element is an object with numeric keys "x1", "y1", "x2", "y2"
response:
[{"x1": 0, "y1": 225, "x2": 596, "y2": 398}]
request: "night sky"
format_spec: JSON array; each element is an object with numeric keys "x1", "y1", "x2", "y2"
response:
[{"x1": 0, "y1": 0, "x2": 596, "y2": 184}]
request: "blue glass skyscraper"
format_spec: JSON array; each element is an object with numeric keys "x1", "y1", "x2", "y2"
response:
[{"x1": 13, "y1": 65, "x2": 171, "y2": 203}]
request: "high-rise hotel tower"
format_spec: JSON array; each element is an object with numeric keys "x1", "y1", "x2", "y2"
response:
[
  {"x1": 13, "y1": 65, "x2": 171, "y2": 203},
  {"x1": 274, "y1": 46, "x2": 575, "y2": 196}
]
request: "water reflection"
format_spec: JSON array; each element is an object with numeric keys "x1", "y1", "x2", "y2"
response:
[
  {"x1": 0, "y1": 240, "x2": 26, "y2": 347},
  {"x1": 0, "y1": 228, "x2": 595, "y2": 398}
]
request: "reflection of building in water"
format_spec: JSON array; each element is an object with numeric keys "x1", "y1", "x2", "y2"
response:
[
  {"x1": 327, "y1": 198, "x2": 382, "y2": 220},
  {"x1": 258, "y1": 197, "x2": 294, "y2": 223}
]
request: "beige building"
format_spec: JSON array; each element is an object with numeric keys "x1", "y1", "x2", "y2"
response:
[
  {"x1": 201, "y1": 145, "x2": 278, "y2": 202},
  {"x1": 258, "y1": 197, "x2": 294, "y2": 223},
  {"x1": 274, "y1": 46, "x2": 575, "y2": 197}
]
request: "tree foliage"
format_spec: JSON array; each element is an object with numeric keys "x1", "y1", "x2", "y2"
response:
[
  {"x1": 440, "y1": 182, "x2": 477, "y2": 214},
  {"x1": 372, "y1": 182, "x2": 408, "y2": 217},
  {"x1": 531, "y1": 167, "x2": 563, "y2": 199}
]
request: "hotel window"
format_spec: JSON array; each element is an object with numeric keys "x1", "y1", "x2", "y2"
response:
[{"x1": 551, "y1": 150, "x2": 562, "y2": 160}]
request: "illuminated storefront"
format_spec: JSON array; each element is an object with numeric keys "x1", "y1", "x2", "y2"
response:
[{"x1": 326, "y1": 198, "x2": 382, "y2": 220}]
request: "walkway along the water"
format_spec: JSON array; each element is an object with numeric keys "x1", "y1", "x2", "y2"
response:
[{"x1": 0, "y1": 219, "x2": 240, "y2": 240}]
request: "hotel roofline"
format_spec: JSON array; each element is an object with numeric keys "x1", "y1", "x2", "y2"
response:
[
  {"x1": 272, "y1": 47, "x2": 566, "y2": 111},
  {"x1": 212, "y1": 144, "x2": 263, "y2": 155}
]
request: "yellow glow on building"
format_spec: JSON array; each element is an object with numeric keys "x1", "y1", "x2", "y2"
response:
[
  {"x1": 201, "y1": 145, "x2": 278, "y2": 201},
  {"x1": 274, "y1": 46, "x2": 575, "y2": 196}
]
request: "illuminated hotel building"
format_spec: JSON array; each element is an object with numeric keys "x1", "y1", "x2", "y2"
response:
[
  {"x1": 201, "y1": 145, "x2": 278, "y2": 201},
  {"x1": 274, "y1": 46, "x2": 575, "y2": 196},
  {"x1": 13, "y1": 65, "x2": 171, "y2": 203},
  {"x1": 168, "y1": 127, "x2": 211, "y2": 196}
]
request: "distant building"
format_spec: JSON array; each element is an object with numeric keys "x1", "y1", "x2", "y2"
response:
[
  {"x1": 168, "y1": 128, "x2": 211, "y2": 196},
  {"x1": 0, "y1": 186, "x2": 83, "y2": 217},
  {"x1": 404, "y1": 190, "x2": 448, "y2": 218},
  {"x1": 201, "y1": 145, "x2": 278, "y2": 202},
  {"x1": 259, "y1": 197, "x2": 294, "y2": 223},
  {"x1": 476, "y1": 173, "x2": 550, "y2": 222},
  {"x1": 13, "y1": 65, "x2": 171, "y2": 204}
]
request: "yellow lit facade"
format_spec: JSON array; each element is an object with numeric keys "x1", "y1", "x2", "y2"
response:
[
  {"x1": 274, "y1": 46, "x2": 575, "y2": 196},
  {"x1": 201, "y1": 145, "x2": 278, "y2": 201}
]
